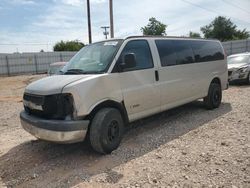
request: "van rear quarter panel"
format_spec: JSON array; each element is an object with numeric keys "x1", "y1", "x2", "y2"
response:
[
  {"x1": 155, "y1": 59, "x2": 227, "y2": 111},
  {"x1": 62, "y1": 74, "x2": 123, "y2": 117},
  {"x1": 194, "y1": 59, "x2": 228, "y2": 96}
]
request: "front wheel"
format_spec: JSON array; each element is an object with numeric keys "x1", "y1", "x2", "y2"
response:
[
  {"x1": 89, "y1": 108, "x2": 124, "y2": 154},
  {"x1": 203, "y1": 83, "x2": 222, "y2": 110}
]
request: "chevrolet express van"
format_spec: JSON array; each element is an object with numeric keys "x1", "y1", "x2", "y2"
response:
[{"x1": 20, "y1": 36, "x2": 228, "y2": 154}]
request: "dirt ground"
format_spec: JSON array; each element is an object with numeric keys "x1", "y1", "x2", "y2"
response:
[{"x1": 0, "y1": 75, "x2": 249, "y2": 188}]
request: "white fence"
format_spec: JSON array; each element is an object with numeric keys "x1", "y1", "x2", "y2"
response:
[
  {"x1": 0, "y1": 52, "x2": 77, "y2": 76},
  {"x1": 222, "y1": 39, "x2": 250, "y2": 56},
  {"x1": 0, "y1": 39, "x2": 250, "y2": 76}
]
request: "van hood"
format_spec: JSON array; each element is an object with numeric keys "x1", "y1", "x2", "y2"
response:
[
  {"x1": 228, "y1": 63, "x2": 249, "y2": 70},
  {"x1": 25, "y1": 75, "x2": 94, "y2": 95}
]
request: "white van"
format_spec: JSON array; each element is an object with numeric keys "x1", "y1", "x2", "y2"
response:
[{"x1": 20, "y1": 36, "x2": 228, "y2": 154}]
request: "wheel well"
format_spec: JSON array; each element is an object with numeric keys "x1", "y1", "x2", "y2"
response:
[
  {"x1": 211, "y1": 77, "x2": 221, "y2": 86},
  {"x1": 85, "y1": 100, "x2": 129, "y2": 125}
]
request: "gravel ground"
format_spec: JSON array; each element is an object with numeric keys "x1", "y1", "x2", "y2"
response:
[{"x1": 0, "y1": 75, "x2": 249, "y2": 188}]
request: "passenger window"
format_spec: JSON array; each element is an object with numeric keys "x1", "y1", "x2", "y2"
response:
[
  {"x1": 191, "y1": 41, "x2": 224, "y2": 62},
  {"x1": 118, "y1": 40, "x2": 153, "y2": 71},
  {"x1": 174, "y1": 41, "x2": 194, "y2": 64},
  {"x1": 155, "y1": 40, "x2": 177, "y2": 66},
  {"x1": 155, "y1": 40, "x2": 194, "y2": 66}
]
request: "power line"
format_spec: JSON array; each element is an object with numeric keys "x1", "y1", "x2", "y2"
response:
[
  {"x1": 222, "y1": 0, "x2": 250, "y2": 15},
  {"x1": 180, "y1": 0, "x2": 218, "y2": 14},
  {"x1": 179, "y1": 0, "x2": 250, "y2": 25}
]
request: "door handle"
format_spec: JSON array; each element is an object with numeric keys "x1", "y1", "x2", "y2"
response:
[{"x1": 155, "y1": 70, "x2": 159, "y2": 81}]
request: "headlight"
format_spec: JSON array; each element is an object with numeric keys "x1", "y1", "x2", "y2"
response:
[{"x1": 236, "y1": 66, "x2": 248, "y2": 73}]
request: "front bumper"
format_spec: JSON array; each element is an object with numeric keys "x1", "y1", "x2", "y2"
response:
[{"x1": 20, "y1": 111, "x2": 89, "y2": 143}]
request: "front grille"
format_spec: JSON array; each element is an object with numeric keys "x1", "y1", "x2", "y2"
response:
[
  {"x1": 23, "y1": 93, "x2": 73, "y2": 120},
  {"x1": 23, "y1": 93, "x2": 44, "y2": 105}
]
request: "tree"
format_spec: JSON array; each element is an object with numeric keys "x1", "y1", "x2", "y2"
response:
[
  {"x1": 189, "y1": 31, "x2": 201, "y2": 38},
  {"x1": 53, "y1": 40, "x2": 84, "y2": 51},
  {"x1": 201, "y1": 16, "x2": 249, "y2": 41},
  {"x1": 141, "y1": 17, "x2": 167, "y2": 36}
]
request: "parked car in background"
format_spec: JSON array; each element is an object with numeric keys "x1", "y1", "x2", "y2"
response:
[
  {"x1": 48, "y1": 61, "x2": 67, "y2": 75},
  {"x1": 20, "y1": 36, "x2": 227, "y2": 154},
  {"x1": 227, "y1": 52, "x2": 250, "y2": 84}
]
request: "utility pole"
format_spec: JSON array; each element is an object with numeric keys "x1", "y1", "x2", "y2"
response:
[
  {"x1": 109, "y1": 0, "x2": 114, "y2": 38},
  {"x1": 101, "y1": 26, "x2": 110, "y2": 39},
  {"x1": 87, "y1": 0, "x2": 92, "y2": 44}
]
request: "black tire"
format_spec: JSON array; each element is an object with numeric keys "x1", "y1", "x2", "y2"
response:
[
  {"x1": 89, "y1": 108, "x2": 124, "y2": 154},
  {"x1": 203, "y1": 83, "x2": 222, "y2": 110}
]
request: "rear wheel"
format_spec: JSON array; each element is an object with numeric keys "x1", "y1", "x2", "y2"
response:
[
  {"x1": 203, "y1": 83, "x2": 222, "y2": 110},
  {"x1": 89, "y1": 108, "x2": 124, "y2": 154}
]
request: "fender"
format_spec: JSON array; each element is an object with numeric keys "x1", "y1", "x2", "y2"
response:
[{"x1": 85, "y1": 99, "x2": 129, "y2": 125}]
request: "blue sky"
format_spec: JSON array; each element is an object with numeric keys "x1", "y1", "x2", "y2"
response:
[{"x1": 0, "y1": 0, "x2": 250, "y2": 53}]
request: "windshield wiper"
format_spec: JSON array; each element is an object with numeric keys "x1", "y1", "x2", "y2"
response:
[
  {"x1": 64, "y1": 69, "x2": 86, "y2": 74},
  {"x1": 64, "y1": 69, "x2": 103, "y2": 75},
  {"x1": 59, "y1": 70, "x2": 64, "y2": 74}
]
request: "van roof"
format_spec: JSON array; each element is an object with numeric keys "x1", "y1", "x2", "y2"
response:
[
  {"x1": 98, "y1": 35, "x2": 220, "y2": 42},
  {"x1": 124, "y1": 35, "x2": 220, "y2": 42},
  {"x1": 91, "y1": 36, "x2": 221, "y2": 45}
]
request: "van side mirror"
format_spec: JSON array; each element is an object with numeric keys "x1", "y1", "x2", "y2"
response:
[{"x1": 120, "y1": 53, "x2": 136, "y2": 71}]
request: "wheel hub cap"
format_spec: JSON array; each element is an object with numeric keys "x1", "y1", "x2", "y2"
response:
[{"x1": 108, "y1": 120, "x2": 119, "y2": 142}]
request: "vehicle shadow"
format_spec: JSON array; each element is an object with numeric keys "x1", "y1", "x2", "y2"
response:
[
  {"x1": 0, "y1": 101, "x2": 232, "y2": 188},
  {"x1": 229, "y1": 82, "x2": 250, "y2": 88}
]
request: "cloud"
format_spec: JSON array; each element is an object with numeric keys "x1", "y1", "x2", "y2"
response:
[
  {"x1": 61, "y1": 0, "x2": 82, "y2": 6},
  {"x1": 0, "y1": 0, "x2": 249, "y2": 53},
  {"x1": 53, "y1": 0, "x2": 106, "y2": 6},
  {"x1": 30, "y1": 0, "x2": 110, "y2": 43},
  {"x1": 92, "y1": 0, "x2": 106, "y2": 4},
  {"x1": 11, "y1": 0, "x2": 35, "y2": 5}
]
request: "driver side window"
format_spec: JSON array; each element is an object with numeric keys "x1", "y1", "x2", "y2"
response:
[{"x1": 116, "y1": 40, "x2": 154, "y2": 72}]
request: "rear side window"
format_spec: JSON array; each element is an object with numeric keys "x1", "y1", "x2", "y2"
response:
[
  {"x1": 191, "y1": 41, "x2": 224, "y2": 62},
  {"x1": 174, "y1": 41, "x2": 194, "y2": 64},
  {"x1": 118, "y1": 40, "x2": 153, "y2": 71},
  {"x1": 155, "y1": 39, "x2": 224, "y2": 67},
  {"x1": 155, "y1": 40, "x2": 194, "y2": 66}
]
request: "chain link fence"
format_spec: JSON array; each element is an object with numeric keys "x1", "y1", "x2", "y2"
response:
[{"x1": 0, "y1": 39, "x2": 250, "y2": 76}]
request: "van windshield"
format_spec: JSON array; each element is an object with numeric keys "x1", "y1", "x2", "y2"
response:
[{"x1": 62, "y1": 40, "x2": 123, "y2": 74}]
